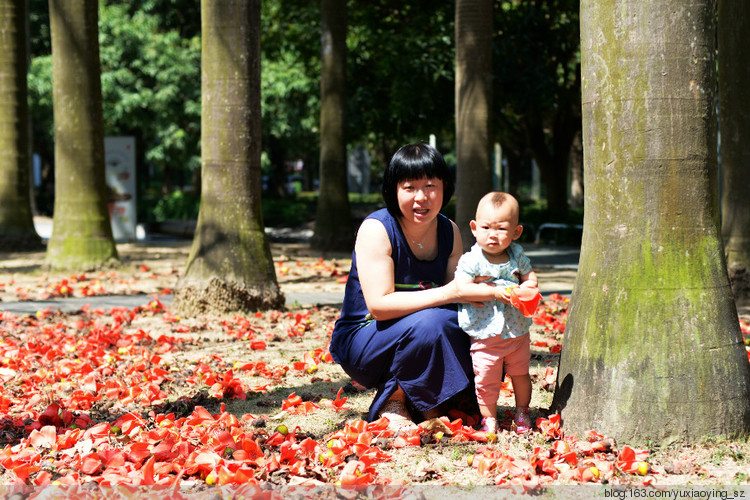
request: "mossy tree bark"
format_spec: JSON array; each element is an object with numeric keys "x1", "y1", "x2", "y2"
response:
[
  {"x1": 45, "y1": 0, "x2": 118, "y2": 270},
  {"x1": 311, "y1": 0, "x2": 353, "y2": 252},
  {"x1": 455, "y1": 0, "x2": 493, "y2": 251},
  {"x1": 718, "y1": 0, "x2": 750, "y2": 304},
  {"x1": 172, "y1": 0, "x2": 284, "y2": 315},
  {"x1": 0, "y1": 0, "x2": 42, "y2": 251},
  {"x1": 551, "y1": 0, "x2": 750, "y2": 444}
]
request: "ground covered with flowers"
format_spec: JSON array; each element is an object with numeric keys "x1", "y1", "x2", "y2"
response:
[{"x1": 0, "y1": 242, "x2": 749, "y2": 494}]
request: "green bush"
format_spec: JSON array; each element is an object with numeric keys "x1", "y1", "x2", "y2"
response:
[
  {"x1": 441, "y1": 198, "x2": 583, "y2": 245},
  {"x1": 262, "y1": 199, "x2": 312, "y2": 227},
  {"x1": 151, "y1": 190, "x2": 201, "y2": 222},
  {"x1": 517, "y1": 200, "x2": 583, "y2": 245},
  {"x1": 136, "y1": 190, "x2": 583, "y2": 243}
]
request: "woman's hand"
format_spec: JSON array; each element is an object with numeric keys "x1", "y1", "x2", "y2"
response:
[{"x1": 449, "y1": 277, "x2": 500, "y2": 307}]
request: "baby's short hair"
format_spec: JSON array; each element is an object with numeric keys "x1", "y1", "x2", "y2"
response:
[{"x1": 476, "y1": 191, "x2": 520, "y2": 222}]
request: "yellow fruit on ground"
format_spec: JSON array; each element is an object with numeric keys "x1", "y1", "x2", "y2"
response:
[{"x1": 637, "y1": 461, "x2": 649, "y2": 475}]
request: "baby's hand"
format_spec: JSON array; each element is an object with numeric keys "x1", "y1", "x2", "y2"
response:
[{"x1": 495, "y1": 286, "x2": 513, "y2": 305}]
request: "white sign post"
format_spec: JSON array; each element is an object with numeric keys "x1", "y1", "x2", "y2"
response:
[{"x1": 104, "y1": 136, "x2": 137, "y2": 241}]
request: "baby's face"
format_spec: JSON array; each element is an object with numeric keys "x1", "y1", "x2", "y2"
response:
[{"x1": 470, "y1": 202, "x2": 522, "y2": 256}]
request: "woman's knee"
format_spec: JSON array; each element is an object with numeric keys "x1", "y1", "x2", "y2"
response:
[{"x1": 400, "y1": 307, "x2": 461, "y2": 343}]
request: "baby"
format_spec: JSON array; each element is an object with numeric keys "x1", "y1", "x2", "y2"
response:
[{"x1": 455, "y1": 192, "x2": 539, "y2": 434}]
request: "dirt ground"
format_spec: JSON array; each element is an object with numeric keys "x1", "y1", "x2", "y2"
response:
[{"x1": 1, "y1": 240, "x2": 750, "y2": 491}]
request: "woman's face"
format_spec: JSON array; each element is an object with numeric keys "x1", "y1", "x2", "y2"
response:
[{"x1": 396, "y1": 176, "x2": 443, "y2": 224}]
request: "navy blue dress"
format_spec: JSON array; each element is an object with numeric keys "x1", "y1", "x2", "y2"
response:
[{"x1": 329, "y1": 208, "x2": 475, "y2": 421}]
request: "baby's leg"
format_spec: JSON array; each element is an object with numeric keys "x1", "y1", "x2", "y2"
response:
[
  {"x1": 470, "y1": 348, "x2": 501, "y2": 419},
  {"x1": 504, "y1": 334, "x2": 532, "y2": 408},
  {"x1": 509, "y1": 373, "x2": 531, "y2": 408},
  {"x1": 470, "y1": 338, "x2": 506, "y2": 432},
  {"x1": 505, "y1": 334, "x2": 533, "y2": 433},
  {"x1": 509, "y1": 374, "x2": 533, "y2": 433}
]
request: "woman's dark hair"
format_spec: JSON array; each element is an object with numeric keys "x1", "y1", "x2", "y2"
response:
[{"x1": 381, "y1": 143, "x2": 455, "y2": 218}]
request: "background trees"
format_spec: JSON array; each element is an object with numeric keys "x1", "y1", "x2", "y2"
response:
[
  {"x1": 98, "y1": 4, "x2": 202, "y2": 198},
  {"x1": 29, "y1": 0, "x2": 202, "y2": 214},
  {"x1": 552, "y1": 0, "x2": 750, "y2": 442},
  {"x1": 311, "y1": 0, "x2": 353, "y2": 252},
  {"x1": 45, "y1": 0, "x2": 118, "y2": 270},
  {"x1": 26, "y1": 0, "x2": 582, "y2": 231},
  {"x1": 7, "y1": 0, "x2": 750, "y2": 443},
  {"x1": 718, "y1": 0, "x2": 750, "y2": 304},
  {"x1": 345, "y1": 1, "x2": 456, "y2": 165},
  {"x1": 0, "y1": 0, "x2": 42, "y2": 251},
  {"x1": 171, "y1": 0, "x2": 283, "y2": 315},
  {"x1": 492, "y1": 0, "x2": 581, "y2": 218},
  {"x1": 454, "y1": 0, "x2": 494, "y2": 250}
]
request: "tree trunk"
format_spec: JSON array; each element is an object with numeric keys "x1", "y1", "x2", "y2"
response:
[
  {"x1": 455, "y1": 0, "x2": 493, "y2": 251},
  {"x1": 0, "y1": 0, "x2": 42, "y2": 251},
  {"x1": 569, "y1": 130, "x2": 584, "y2": 209},
  {"x1": 719, "y1": 0, "x2": 750, "y2": 304},
  {"x1": 552, "y1": 0, "x2": 750, "y2": 443},
  {"x1": 172, "y1": 0, "x2": 284, "y2": 315},
  {"x1": 45, "y1": 0, "x2": 118, "y2": 270},
  {"x1": 311, "y1": 0, "x2": 353, "y2": 252},
  {"x1": 526, "y1": 106, "x2": 580, "y2": 219},
  {"x1": 266, "y1": 135, "x2": 288, "y2": 200}
]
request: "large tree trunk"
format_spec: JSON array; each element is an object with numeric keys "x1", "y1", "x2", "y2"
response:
[
  {"x1": 719, "y1": 0, "x2": 750, "y2": 304},
  {"x1": 0, "y1": 0, "x2": 42, "y2": 251},
  {"x1": 311, "y1": 0, "x2": 353, "y2": 252},
  {"x1": 172, "y1": 0, "x2": 284, "y2": 315},
  {"x1": 455, "y1": 0, "x2": 493, "y2": 251},
  {"x1": 45, "y1": 0, "x2": 118, "y2": 270},
  {"x1": 552, "y1": 0, "x2": 750, "y2": 443}
]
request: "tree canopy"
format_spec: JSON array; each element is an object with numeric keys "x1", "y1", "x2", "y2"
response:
[{"x1": 27, "y1": 0, "x2": 581, "y2": 214}]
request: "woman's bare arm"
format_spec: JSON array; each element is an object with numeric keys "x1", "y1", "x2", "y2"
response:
[{"x1": 357, "y1": 219, "x2": 498, "y2": 321}]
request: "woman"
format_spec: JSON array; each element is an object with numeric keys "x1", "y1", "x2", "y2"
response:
[{"x1": 329, "y1": 143, "x2": 496, "y2": 428}]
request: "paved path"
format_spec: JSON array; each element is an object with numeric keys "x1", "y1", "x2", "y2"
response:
[{"x1": 0, "y1": 244, "x2": 579, "y2": 314}]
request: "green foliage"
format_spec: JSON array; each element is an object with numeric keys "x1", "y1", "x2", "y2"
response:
[
  {"x1": 260, "y1": 1, "x2": 320, "y2": 164},
  {"x1": 517, "y1": 200, "x2": 583, "y2": 245},
  {"x1": 442, "y1": 197, "x2": 584, "y2": 245},
  {"x1": 492, "y1": 0, "x2": 581, "y2": 149},
  {"x1": 26, "y1": 0, "x2": 581, "y2": 217},
  {"x1": 98, "y1": 4, "x2": 202, "y2": 177},
  {"x1": 151, "y1": 190, "x2": 200, "y2": 222},
  {"x1": 29, "y1": 1, "x2": 202, "y2": 194},
  {"x1": 347, "y1": 192, "x2": 383, "y2": 204},
  {"x1": 27, "y1": 55, "x2": 54, "y2": 155},
  {"x1": 347, "y1": 1, "x2": 456, "y2": 152},
  {"x1": 28, "y1": 0, "x2": 51, "y2": 57},
  {"x1": 144, "y1": 191, "x2": 318, "y2": 229},
  {"x1": 120, "y1": 0, "x2": 201, "y2": 39},
  {"x1": 261, "y1": 199, "x2": 312, "y2": 228},
  {"x1": 261, "y1": 51, "x2": 320, "y2": 159}
]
